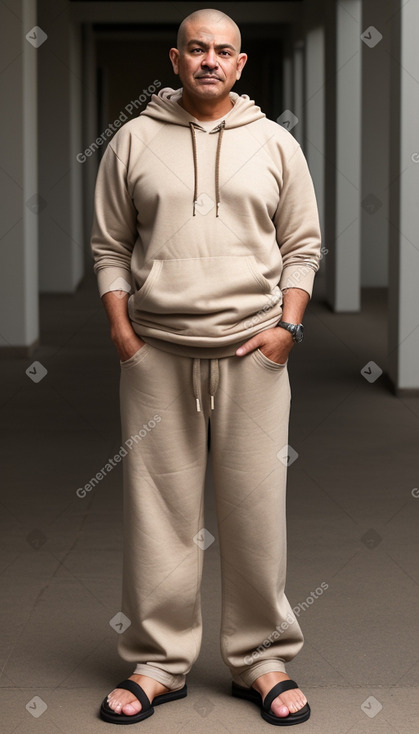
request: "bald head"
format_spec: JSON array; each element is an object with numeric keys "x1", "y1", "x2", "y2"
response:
[
  {"x1": 177, "y1": 8, "x2": 241, "y2": 53},
  {"x1": 169, "y1": 8, "x2": 247, "y2": 112}
]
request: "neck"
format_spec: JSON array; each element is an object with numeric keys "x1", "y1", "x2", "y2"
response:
[{"x1": 178, "y1": 91, "x2": 234, "y2": 121}]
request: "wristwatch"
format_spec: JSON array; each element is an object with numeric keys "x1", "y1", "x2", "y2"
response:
[{"x1": 276, "y1": 321, "x2": 304, "y2": 343}]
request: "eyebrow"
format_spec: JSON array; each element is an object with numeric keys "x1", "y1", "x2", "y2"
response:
[{"x1": 187, "y1": 39, "x2": 237, "y2": 52}]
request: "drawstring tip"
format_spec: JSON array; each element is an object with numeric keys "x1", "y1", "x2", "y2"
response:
[
  {"x1": 196, "y1": 397, "x2": 201, "y2": 412},
  {"x1": 193, "y1": 200, "x2": 197, "y2": 216},
  {"x1": 210, "y1": 395, "x2": 215, "y2": 410},
  {"x1": 216, "y1": 202, "x2": 220, "y2": 217}
]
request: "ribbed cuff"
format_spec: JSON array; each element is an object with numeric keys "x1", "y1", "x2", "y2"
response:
[
  {"x1": 95, "y1": 266, "x2": 133, "y2": 298},
  {"x1": 280, "y1": 264, "x2": 317, "y2": 298}
]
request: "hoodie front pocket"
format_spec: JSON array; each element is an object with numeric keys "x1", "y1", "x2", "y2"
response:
[{"x1": 129, "y1": 256, "x2": 275, "y2": 337}]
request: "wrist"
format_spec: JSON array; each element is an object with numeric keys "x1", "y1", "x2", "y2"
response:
[
  {"x1": 110, "y1": 323, "x2": 136, "y2": 342},
  {"x1": 275, "y1": 326, "x2": 294, "y2": 343}
]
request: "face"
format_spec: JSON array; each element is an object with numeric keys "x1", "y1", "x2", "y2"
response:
[{"x1": 169, "y1": 20, "x2": 247, "y2": 103}]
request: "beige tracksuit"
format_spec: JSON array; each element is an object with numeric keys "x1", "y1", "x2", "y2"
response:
[{"x1": 90, "y1": 87, "x2": 321, "y2": 690}]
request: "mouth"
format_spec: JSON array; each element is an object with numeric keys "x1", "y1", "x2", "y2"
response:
[{"x1": 196, "y1": 76, "x2": 221, "y2": 82}]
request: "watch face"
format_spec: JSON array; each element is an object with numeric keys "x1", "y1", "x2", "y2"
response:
[{"x1": 277, "y1": 321, "x2": 304, "y2": 342}]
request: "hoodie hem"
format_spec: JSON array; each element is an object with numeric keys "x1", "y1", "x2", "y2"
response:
[
  {"x1": 137, "y1": 335, "x2": 244, "y2": 359},
  {"x1": 132, "y1": 311, "x2": 282, "y2": 359}
]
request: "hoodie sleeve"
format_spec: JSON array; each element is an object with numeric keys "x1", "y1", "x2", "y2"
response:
[
  {"x1": 273, "y1": 141, "x2": 322, "y2": 298},
  {"x1": 90, "y1": 142, "x2": 138, "y2": 298}
]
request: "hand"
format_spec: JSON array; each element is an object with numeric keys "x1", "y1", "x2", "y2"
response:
[
  {"x1": 236, "y1": 327, "x2": 294, "y2": 364},
  {"x1": 112, "y1": 331, "x2": 146, "y2": 363}
]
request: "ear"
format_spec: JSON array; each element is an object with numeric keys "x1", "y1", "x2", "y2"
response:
[
  {"x1": 169, "y1": 48, "x2": 180, "y2": 75},
  {"x1": 235, "y1": 52, "x2": 248, "y2": 80}
]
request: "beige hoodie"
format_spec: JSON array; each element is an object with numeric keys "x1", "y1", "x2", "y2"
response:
[{"x1": 90, "y1": 87, "x2": 322, "y2": 358}]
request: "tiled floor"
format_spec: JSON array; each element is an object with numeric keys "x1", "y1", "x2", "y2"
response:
[{"x1": 1, "y1": 271, "x2": 418, "y2": 733}]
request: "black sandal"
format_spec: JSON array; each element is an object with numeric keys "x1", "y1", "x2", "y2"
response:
[
  {"x1": 232, "y1": 679, "x2": 310, "y2": 726},
  {"x1": 99, "y1": 679, "x2": 187, "y2": 725}
]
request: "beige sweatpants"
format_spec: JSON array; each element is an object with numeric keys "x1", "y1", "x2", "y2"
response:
[{"x1": 117, "y1": 341, "x2": 304, "y2": 691}]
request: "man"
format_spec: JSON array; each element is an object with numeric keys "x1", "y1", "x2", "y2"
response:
[{"x1": 92, "y1": 8, "x2": 321, "y2": 727}]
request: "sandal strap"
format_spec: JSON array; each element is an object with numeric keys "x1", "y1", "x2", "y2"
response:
[
  {"x1": 114, "y1": 679, "x2": 151, "y2": 712},
  {"x1": 263, "y1": 679, "x2": 298, "y2": 712}
]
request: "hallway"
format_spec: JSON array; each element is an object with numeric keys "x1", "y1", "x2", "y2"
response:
[{"x1": 1, "y1": 272, "x2": 418, "y2": 733}]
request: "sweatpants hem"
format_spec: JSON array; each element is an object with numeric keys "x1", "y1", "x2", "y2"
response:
[
  {"x1": 231, "y1": 660, "x2": 287, "y2": 688},
  {"x1": 132, "y1": 663, "x2": 187, "y2": 690}
]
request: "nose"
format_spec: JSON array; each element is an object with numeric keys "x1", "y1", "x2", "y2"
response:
[{"x1": 202, "y1": 48, "x2": 218, "y2": 69}]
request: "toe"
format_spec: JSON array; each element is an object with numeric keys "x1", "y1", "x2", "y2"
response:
[
  {"x1": 107, "y1": 692, "x2": 118, "y2": 705},
  {"x1": 106, "y1": 696, "x2": 118, "y2": 712},
  {"x1": 271, "y1": 701, "x2": 290, "y2": 718},
  {"x1": 122, "y1": 701, "x2": 142, "y2": 716},
  {"x1": 110, "y1": 701, "x2": 122, "y2": 714}
]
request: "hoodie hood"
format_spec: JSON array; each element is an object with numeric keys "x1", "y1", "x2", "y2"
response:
[
  {"x1": 140, "y1": 86, "x2": 266, "y2": 128},
  {"x1": 140, "y1": 87, "x2": 266, "y2": 216}
]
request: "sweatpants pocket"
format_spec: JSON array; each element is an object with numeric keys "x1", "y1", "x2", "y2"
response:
[
  {"x1": 252, "y1": 348, "x2": 288, "y2": 371},
  {"x1": 119, "y1": 343, "x2": 152, "y2": 369}
]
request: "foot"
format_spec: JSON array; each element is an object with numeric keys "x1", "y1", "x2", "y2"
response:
[
  {"x1": 252, "y1": 672, "x2": 308, "y2": 719},
  {"x1": 106, "y1": 674, "x2": 170, "y2": 717}
]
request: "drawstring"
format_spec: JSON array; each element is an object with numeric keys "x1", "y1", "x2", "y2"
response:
[
  {"x1": 189, "y1": 121, "x2": 225, "y2": 217},
  {"x1": 209, "y1": 358, "x2": 219, "y2": 410},
  {"x1": 192, "y1": 358, "x2": 220, "y2": 412},
  {"x1": 192, "y1": 358, "x2": 202, "y2": 412},
  {"x1": 213, "y1": 122, "x2": 225, "y2": 218},
  {"x1": 190, "y1": 123, "x2": 199, "y2": 217}
]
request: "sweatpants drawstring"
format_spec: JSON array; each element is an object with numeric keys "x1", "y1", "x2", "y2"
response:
[
  {"x1": 209, "y1": 358, "x2": 219, "y2": 410},
  {"x1": 192, "y1": 358, "x2": 220, "y2": 412},
  {"x1": 192, "y1": 358, "x2": 202, "y2": 412}
]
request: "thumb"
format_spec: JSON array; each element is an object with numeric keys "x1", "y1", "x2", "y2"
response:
[{"x1": 236, "y1": 335, "x2": 262, "y2": 356}]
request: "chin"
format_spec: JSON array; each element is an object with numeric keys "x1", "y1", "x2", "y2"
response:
[{"x1": 194, "y1": 85, "x2": 224, "y2": 96}]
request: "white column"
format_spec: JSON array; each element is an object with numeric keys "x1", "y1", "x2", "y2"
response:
[
  {"x1": 361, "y1": 0, "x2": 392, "y2": 287},
  {"x1": 388, "y1": 0, "x2": 419, "y2": 391},
  {"x1": 0, "y1": 0, "x2": 38, "y2": 352},
  {"x1": 331, "y1": 0, "x2": 362, "y2": 311},
  {"x1": 37, "y1": 0, "x2": 84, "y2": 293}
]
